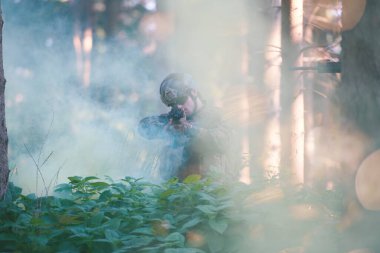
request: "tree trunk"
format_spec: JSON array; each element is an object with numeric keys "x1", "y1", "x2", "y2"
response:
[
  {"x1": 337, "y1": 0, "x2": 380, "y2": 145},
  {"x1": 281, "y1": 0, "x2": 304, "y2": 183},
  {"x1": 337, "y1": 1, "x2": 380, "y2": 250},
  {"x1": 0, "y1": 2, "x2": 9, "y2": 200}
]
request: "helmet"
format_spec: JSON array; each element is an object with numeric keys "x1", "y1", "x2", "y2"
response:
[{"x1": 159, "y1": 73, "x2": 194, "y2": 106}]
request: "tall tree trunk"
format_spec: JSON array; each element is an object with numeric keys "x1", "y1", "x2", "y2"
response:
[
  {"x1": 336, "y1": 1, "x2": 380, "y2": 250},
  {"x1": 281, "y1": 0, "x2": 305, "y2": 183},
  {"x1": 338, "y1": 0, "x2": 380, "y2": 145},
  {"x1": 0, "y1": 2, "x2": 9, "y2": 200}
]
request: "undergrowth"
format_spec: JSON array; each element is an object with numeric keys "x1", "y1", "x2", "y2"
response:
[{"x1": 0, "y1": 175, "x2": 344, "y2": 253}]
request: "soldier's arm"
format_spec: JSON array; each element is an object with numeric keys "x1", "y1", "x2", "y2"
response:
[{"x1": 138, "y1": 114, "x2": 170, "y2": 139}]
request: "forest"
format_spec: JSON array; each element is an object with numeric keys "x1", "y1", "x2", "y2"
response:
[{"x1": 0, "y1": 0, "x2": 380, "y2": 252}]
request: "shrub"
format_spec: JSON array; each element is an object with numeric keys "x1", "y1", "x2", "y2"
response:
[{"x1": 0, "y1": 175, "x2": 343, "y2": 253}]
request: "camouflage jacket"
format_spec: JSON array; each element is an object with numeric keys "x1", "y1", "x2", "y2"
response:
[{"x1": 138, "y1": 105, "x2": 234, "y2": 180}]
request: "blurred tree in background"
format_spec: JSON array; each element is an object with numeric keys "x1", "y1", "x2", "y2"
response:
[{"x1": 0, "y1": 1, "x2": 9, "y2": 199}]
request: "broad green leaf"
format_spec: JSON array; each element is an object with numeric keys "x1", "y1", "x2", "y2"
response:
[
  {"x1": 183, "y1": 175, "x2": 201, "y2": 184},
  {"x1": 30, "y1": 217, "x2": 44, "y2": 225},
  {"x1": 99, "y1": 190, "x2": 113, "y2": 201},
  {"x1": 130, "y1": 215, "x2": 144, "y2": 222},
  {"x1": 59, "y1": 215, "x2": 81, "y2": 225},
  {"x1": 208, "y1": 218, "x2": 228, "y2": 234},
  {"x1": 160, "y1": 189, "x2": 176, "y2": 199},
  {"x1": 25, "y1": 193, "x2": 37, "y2": 200},
  {"x1": 181, "y1": 217, "x2": 202, "y2": 231},
  {"x1": 68, "y1": 226, "x2": 86, "y2": 235},
  {"x1": 16, "y1": 213, "x2": 32, "y2": 225},
  {"x1": 68, "y1": 176, "x2": 82, "y2": 183},
  {"x1": 56, "y1": 241, "x2": 80, "y2": 253},
  {"x1": 83, "y1": 176, "x2": 99, "y2": 182},
  {"x1": 105, "y1": 229, "x2": 120, "y2": 241},
  {"x1": 196, "y1": 205, "x2": 217, "y2": 215},
  {"x1": 165, "y1": 248, "x2": 206, "y2": 253},
  {"x1": 121, "y1": 236, "x2": 153, "y2": 248},
  {"x1": 89, "y1": 212, "x2": 104, "y2": 227},
  {"x1": 164, "y1": 232, "x2": 185, "y2": 247},
  {"x1": 54, "y1": 183, "x2": 72, "y2": 192},
  {"x1": 168, "y1": 194, "x2": 182, "y2": 202},
  {"x1": 93, "y1": 238, "x2": 112, "y2": 243},
  {"x1": 0, "y1": 233, "x2": 18, "y2": 242},
  {"x1": 197, "y1": 192, "x2": 216, "y2": 203},
  {"x1": 89, "y1": 182, "x2": 109, "y2": 188},
  {"x1": 166, "y1": 178, "x2": 179, "y2": 184},
  {"x1": 140, "y1": 245, "x2": 169, "y2": 252},
  {"x1": 104, "y1": 218, "x2": 121, "y2": 230},
  {"x1": 47, "y1": 229, "x2": 65, "y2": 240},
  {"x1": 175, "y1": 214, "x2": 190, "y2": 223},
  {"x1": 68, "y1": 233, "x2": 90, "y2": 239},
  {"x1": 131, "y1": 227, "x2": 153, "y2": 235}
]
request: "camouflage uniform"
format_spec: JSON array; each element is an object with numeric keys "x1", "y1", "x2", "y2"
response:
[
  {"x1": 139, "y1": 73, "x2": 235, "y2": 181},
  {"x1": 139, "y1": 104, "x2": 232, "y2": 181}
]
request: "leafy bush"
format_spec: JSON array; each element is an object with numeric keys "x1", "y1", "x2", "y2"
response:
[{"x1": 0, "y1": 175, "x2": 344, "y2": 253}]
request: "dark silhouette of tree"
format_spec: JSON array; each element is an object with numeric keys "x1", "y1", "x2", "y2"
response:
[
  {"x1": 0, "y1": 2, "x2": 9, "y2": 199},
  {"x1": 337, "y1": 0, "x2": 380, "y2": 145}
]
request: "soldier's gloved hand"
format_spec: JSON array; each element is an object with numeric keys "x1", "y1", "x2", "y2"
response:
[{"x1": 166, "y1": 118, "x2": 192, "y2": 134}]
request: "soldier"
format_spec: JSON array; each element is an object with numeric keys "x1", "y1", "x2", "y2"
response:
[{"x1": 138, "y1": 73, "x2": 232, "y2": 181}]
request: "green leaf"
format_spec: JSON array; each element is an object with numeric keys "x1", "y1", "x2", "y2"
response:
[
  {"x1": 83, "y1": 176, "x2": 99, "y2": 182},
  {"x1": 164, "y1": 232, "x2": 185, "y2": 247},
  {"x1": 121, "y1": 236, "x2": 153, "y2": 248},
  {"x1": 164, "y1": 248, "x2": 206, "y2": 253},
  {"x1": 56, "y1": 241, "x2": 80, "y2": 253},
  {"x1": 181, "y1": 217, "x2": 202, "y2": 231},
  {"x1": 47, "y1": 229, "x2": 66, "y2": 240},
  {"x1": 0, "y1": 233, "x2": 18, "y2": 242},
  {"x1": 99, "y1": 190, "x2": 114, "y2": 202},
  {"x1": 183, "y1": 175, "x2": 201, "y2": 184},
  {"x1": 68, "y1": 226, "x2": 86, "y2": 236},
  {"x1": 166, "y1": 178, "x2": 179, "y2": 184},
  {"x1": 208, "y1": 218, "x2": 228, "y2": 234},
  {"x1": 30, "y1": 217, "x2": 44, "y2": 225},
  {"x1": 160, "y1": 189, "x2": 176, "y2": 199},
  {"x1": 93, "y1": 238, "x2": 112, "y2": 243},
  {"x1": 68, "y1": 233, "x2": 90, "y2": 239},
  {"x1": 197, "y1": 192, "x2": 217, "y2": 203},
  {"x1": 25, "y1": 193, "x2": 37, "y2": 200},
  {"x1": 89, "y1": 182, "x2": 109, "y2": 188},
  {"x1": 104, "y1": 218, "x2": 121, "y2": 230},
  {"x1": 89, "y1": 212, "x2": 104, "y2": 227},
  {"x1": 68, "y1": 176, "x2": 82, "y2": 183},
  {"x1": 196, "y1": 205, "x2": 217, "y2": 215},
  {"x1": 130, "y1": 215, "x2": 144, "y2": 222},
  {"x1": 105, "y1": 229, "x2": 120, "y2": 241},
  {"x1": 175, "y1": 214, "x2": 190, "y2": 223},
  {"x1": 131, "y1": 227, "x2": 153, "y2": 235},
  {"x1": 59, "y1": 215, "x2": 81, "y2": 225},
  {"x1": 16, "y1": 213, "x2": 32, "y2": 225},
  {"x1": 54, "y1": 183, "x2": 72, "y2": 192},
  {"x1": 4, "y1": 182, "x2": 22, "y2": 202}
]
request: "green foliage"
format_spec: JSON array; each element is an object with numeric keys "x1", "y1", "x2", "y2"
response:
[{"x1": 0, "y1": 176, "x2": 344, "y2": 253}]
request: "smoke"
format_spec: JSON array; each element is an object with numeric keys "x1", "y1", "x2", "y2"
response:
[
  {"x1": 3, "y1": 0, "x2": 273, "y2": 194},
  {"x1": 3, "y1": 0, "x2": 167, "y2": 194}
]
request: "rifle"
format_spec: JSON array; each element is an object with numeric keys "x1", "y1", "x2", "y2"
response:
[{"x1": 138, "y1": 106, "x2": 185, "y2": 139}]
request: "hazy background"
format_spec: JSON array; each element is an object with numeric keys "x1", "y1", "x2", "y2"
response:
[{"x1": 3, "y1": 0, "x2": 273, "y2": 194}]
